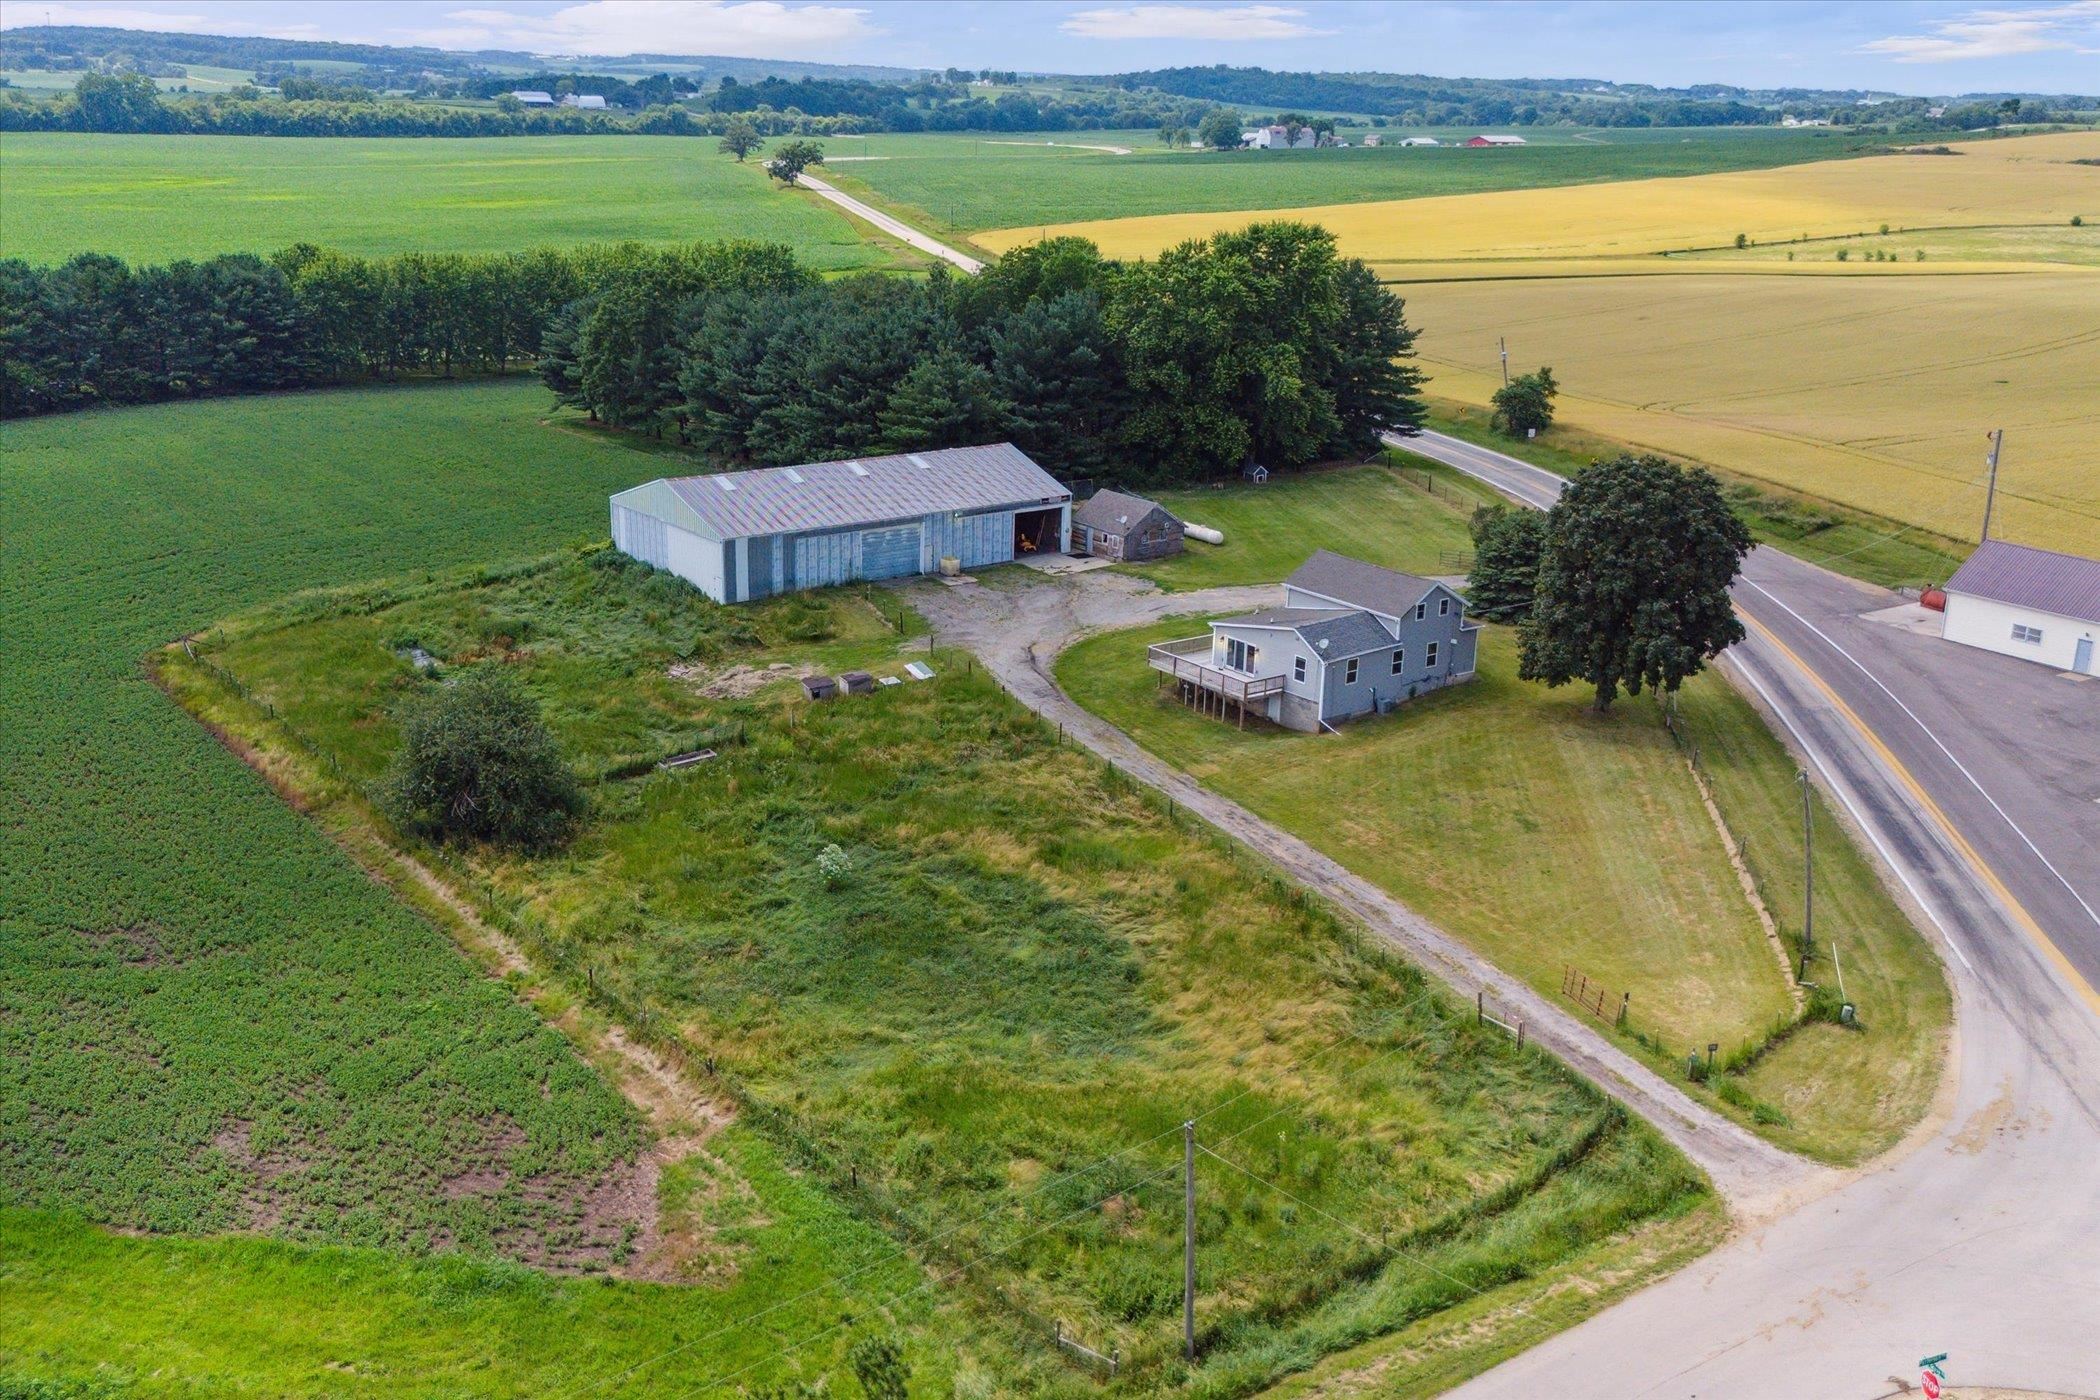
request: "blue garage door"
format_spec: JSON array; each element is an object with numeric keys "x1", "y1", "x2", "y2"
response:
[{"x1": 859, "y1": 524, "x2": 922, "y2": 580}]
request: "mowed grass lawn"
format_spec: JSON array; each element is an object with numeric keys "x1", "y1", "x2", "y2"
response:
[
  {"x1": 0, "y1": 133, "x2": 900, "y2": 270},
  {"x1": 1058, "y1": 623, "x2": 1947, "y2": 1164},
  {"x1": 1122, "y1": 457, "x2": 1502, "y2": 591},
  {"x1": 829, "y1": 126, "x2": 1880, "y2": 239}
]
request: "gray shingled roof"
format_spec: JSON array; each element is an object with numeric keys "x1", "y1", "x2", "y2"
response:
[
  {"x1": 1073, "y1": 489, "x2": 1173, "y2": 534},
  {"x1": 1945, "y1": 540, "x2": 2100, "y2": 624},
  {"x1": 1213, "y1": 606, "x2": 1398, "y2": 659},
  {"x1": 648, "y1": 443, "x2": 1067, "y2": 542},
  {"x1": 1286, "y1": 549, "x2": 1439, "y2": 619}
]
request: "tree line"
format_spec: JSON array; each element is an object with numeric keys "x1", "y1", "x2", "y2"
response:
[
  {"x1": 541, "y1": 224, "x2": 1424, "y2": 484},
  {"x1": 1, "y1": 70, "x2": 1219, "y2": 139},
  {"x1": 0, "y1": 241, "x2": 801, "y2": 418}
]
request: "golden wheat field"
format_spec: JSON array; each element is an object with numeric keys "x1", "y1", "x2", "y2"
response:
[
  {"x1": 978, "y1": 131, "x2": 2100, "y2": 264},
  {"x1": 982, "y1": 131, "x2": 2099, "y2": 551},
  {"x1": 1402, "y1": 272, "x2": 2100, "y2": 552}
]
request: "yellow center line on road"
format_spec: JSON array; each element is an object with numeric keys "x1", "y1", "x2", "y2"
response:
[{"x1": 1737, "y1": 606, "x2": 2100, "y2": 1020}]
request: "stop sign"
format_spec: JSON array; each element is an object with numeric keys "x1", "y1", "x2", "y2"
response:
[{"x1": 1922, "y1": 1372, "x2": 1941, "y2": 1400}]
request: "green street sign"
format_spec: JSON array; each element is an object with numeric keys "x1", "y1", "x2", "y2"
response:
[{"x1": 1919, "y1": 1352, "x2": 1948, "y2": 1379}]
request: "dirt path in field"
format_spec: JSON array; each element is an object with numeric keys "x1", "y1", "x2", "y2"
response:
[{"x1": 904, "y1": 568, "x2": 1829, "y2": 1220}]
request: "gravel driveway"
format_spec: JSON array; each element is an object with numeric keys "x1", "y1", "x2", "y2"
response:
[{"x1": 905, "y1": 565, "x2": 1822, "y2": 1216}]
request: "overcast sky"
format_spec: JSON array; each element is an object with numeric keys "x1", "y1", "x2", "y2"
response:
[{"x1": 8, "y1": 1, "x2": 2099, "y2": 92}]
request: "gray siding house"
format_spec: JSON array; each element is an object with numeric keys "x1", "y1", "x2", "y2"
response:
[
  {"x1": 1148, "y1": 550, "x2": 1479, "y2": 731},
  {"x1": 1072, "y1": 490, "x2": 1184, "y2": 561},
  {"x1": 609, "y1": 443, "x2": 1070, "y2": 604}
]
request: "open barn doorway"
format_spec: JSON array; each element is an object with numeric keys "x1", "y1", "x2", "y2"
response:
[{"x1": 1012, "y1": 508, "x2": 1060, "y2": 557}]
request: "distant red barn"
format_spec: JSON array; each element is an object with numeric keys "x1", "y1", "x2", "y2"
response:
[{"x1": 1464, "y1": 134, "x2": 1528, "y2": 148}]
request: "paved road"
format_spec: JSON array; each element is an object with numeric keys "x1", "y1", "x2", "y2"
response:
[
  {"x1": 794, "y1": 172, "x2": 985, "y2": 273},
  {"x1": 909, "y1": 568, "x2": 1825, "y2": 1220},
  {"x1": 1394, "y1": 428, "x2": 2100, "y2": 1399}
]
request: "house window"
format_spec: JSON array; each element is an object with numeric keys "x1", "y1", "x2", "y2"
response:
[
  {"x1": 1224, "y1": 637, "x2": 1259, "y2": 672},
  {"x1": 2011, "y1": 623, "x2": 2044, "y2": 644},
  {"x1": 1439, "y1": 597, "x2": 1451, "y2": 616},
  {"x1": 1345, "y1": 658, "x2": 1359, "y2": 684},
  {"x1": 1414, "y1": 602, "x2": 1427, "y2": 620},
  {"x1": 1391, "y1": 648, "x2": 1405, "y2": 674},
  {"x1": 1294, "y1": 656, "x2": 1307, "y2": 682},
  {"x1": 1427, "y1": 641, "x2": 1440, "y2": 667}
]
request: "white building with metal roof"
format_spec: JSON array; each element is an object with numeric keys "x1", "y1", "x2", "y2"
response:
[
  {"x1": 609, "y1": 443, "x2": 1070, "y2": 604},
  {"x1": 1940, "y1": 540, "x2": 2100, "y2": 674}
]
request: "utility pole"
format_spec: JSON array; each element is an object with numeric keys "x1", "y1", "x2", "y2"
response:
[
  {"x1": 1798, "y1": 769, "x2": 1814, "y2": 980},
  {"x1": 1183, "y1": 1120, "x2": 1197, "y2": 1364},
  {"x1": 1980, "y1": 428, "x2": 2004, "y2": 543},
  {"x1": 1498, "y1": 336, "x2": 1510, "y2": 387}
]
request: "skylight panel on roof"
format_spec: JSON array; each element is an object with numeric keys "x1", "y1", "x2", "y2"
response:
[
  {"x1": 848, "y1": 463, "x2": 869, "y2": 477},
  {"x1": 715, "y1": 476, "x2": 738, "y2": 492},
  {"x1": 784, "y1": 468, "x2": 804, "y2": 483},
  {"x1": 907, "y1": 454, "x2": 932, "y2": 470}
]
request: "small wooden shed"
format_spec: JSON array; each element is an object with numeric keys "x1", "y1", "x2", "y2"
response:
[{"x1": 1072, "y1": 490, "x2": 1184, "y2": 562}]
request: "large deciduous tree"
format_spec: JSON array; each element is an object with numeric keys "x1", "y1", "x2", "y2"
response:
[
  {"x1": 1195, "y1": 107, "x2": 1243, "y2": 150},
  {"x1": 1519, "y1": 454, "x2": 1753, "y2": 711},
  {"x1": 382, "y1": 669, "x2": 584, "y2": 848},
  {"x1": 717, "y1": 117, "x2": 763, "y2": 161},
  {"x1": 765, "y1": 139, "x2": 825, "y2": 184}
]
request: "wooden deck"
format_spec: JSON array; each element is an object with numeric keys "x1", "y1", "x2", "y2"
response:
[{"x1": 1147, "y1": 637, "x2": 1285, "y2": 729}]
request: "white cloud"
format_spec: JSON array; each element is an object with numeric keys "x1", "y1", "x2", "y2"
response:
[
  {"x1": 407, "y1": 0, "x2": 876, "y2": 57},
  {"x1": 1062, "y1": 4, "x2": 1328, "y2": 41},
  {"x1": 0, "y1": 3, "x2": 321, "y2": 38},
  {"x1": 1861, "y1": 0, "x2": 2100, "y2": 62}
]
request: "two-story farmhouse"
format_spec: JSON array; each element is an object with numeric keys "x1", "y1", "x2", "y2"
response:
[{"x1": 1148, "y1": 550, "x2": 1480, "y2": 731}]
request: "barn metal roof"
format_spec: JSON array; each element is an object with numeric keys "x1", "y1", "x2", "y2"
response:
[
  {"x1": 1944, "y1": 540, "x2": 2100, "y2": 624},
  {"x1": 638, "y1": 443, "x2": 1069, "y2": 542},
  {"x1": 1286, "y1": 550, "x2": 1440, "y2": 619},
  {"x1": 1073, "y1": 489, "x2": 1173, "y2": 534}
]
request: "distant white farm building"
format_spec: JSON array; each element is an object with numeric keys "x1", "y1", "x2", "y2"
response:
[
  {"x1": 510, "y1": 90, "x2": 555, "y2": 106},
  {"x1": 1397, "y1": 136, "x2": 1441, "y2": 147},
  {"x1": 1242, "y1": 124, "x2": 1316, "y2": 150},
  {"x1": 610, "y1": 443, "x2": 1071, "y2": 604},
  {"x1": 1938, "y1": 540, "x2": 2100, "y2": 675},
  {"x1": 560, "y1": 93, "x2": 607, "y2": 109}
]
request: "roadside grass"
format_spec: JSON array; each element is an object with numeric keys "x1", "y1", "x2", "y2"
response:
[
  {"x1": 1668, "y1": 678, "x2": 1952, "y2": 1163},
  {"x1": 0, "y1": 133, "x2": 911, "y2": 270},
  {"x1": 1116, "y1": 459, "x2": 1501, "y2": 592},
  {"x1": 831, "y1": 127, "x2": 1881, "y2": 235},
  {"x1": 1422, "y1": 402, "x2": 1974, "y2": 591},
  {"x1": 159, "y1": 545, "x2": 1711, "y2": 1394},
  {"x1": 1056, "y1": 623, "x2": 1947, "y2": 1165},
  {"x1": 0, "y1": 1128, "x2": 950, "y2": 1399}
]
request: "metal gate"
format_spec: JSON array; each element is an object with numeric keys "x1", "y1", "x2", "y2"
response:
[{"x1": 858, "y1": 524, "x2": 922, "y2": 580}]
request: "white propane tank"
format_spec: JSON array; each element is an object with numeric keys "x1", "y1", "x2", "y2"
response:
[{"x1": 1183, "y1": 522, "x2": 1225, "y2": 545}]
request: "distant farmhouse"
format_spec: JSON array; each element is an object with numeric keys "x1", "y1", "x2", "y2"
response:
[
  {"x1": 1361, "y1": 133, "x2": 1383, "y2": 147},
  {"x1": 509, "y1": 90, "x2": 554, "y2": 106},
  {"x1": 1465, "y1": 134, "x2": 1527, "y2": 147},
  {"x1": 1938, "y1": 540, "x2": 2100, "y2": 674},
  {"x1": 1072, "y1": 490, "x2": 1184, "y2": 562},
  {"x1": 1148, "y1": 551, "x2": 1479, "y2": 731},
  {"x1": 610, "y1": 444, "x2": 1070, "y2": 604},
  {"x1": 1243, "y1": 124, "x2": 1317, "y2": 150}
]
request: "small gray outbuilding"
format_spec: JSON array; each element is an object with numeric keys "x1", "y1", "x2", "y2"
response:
[
  {"x1": 609, "y1": 442, "x2": 1070, "y2": 604},
  {"x1": 1072, "y1": 490, "x2": 1183, "y2": 562}
]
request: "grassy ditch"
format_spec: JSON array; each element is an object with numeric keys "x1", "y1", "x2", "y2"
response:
[
  {"x1": 1057, "y1": 621, "x2": 1947, "y2": 1166},
  {"x1": 147, "y1": 546, "x2": 1713, "y2": 1396}
]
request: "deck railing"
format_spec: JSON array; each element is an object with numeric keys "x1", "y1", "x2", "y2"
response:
[{"x1": 1147, "y1": 637, "x2": 1287, "y2": 707}]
